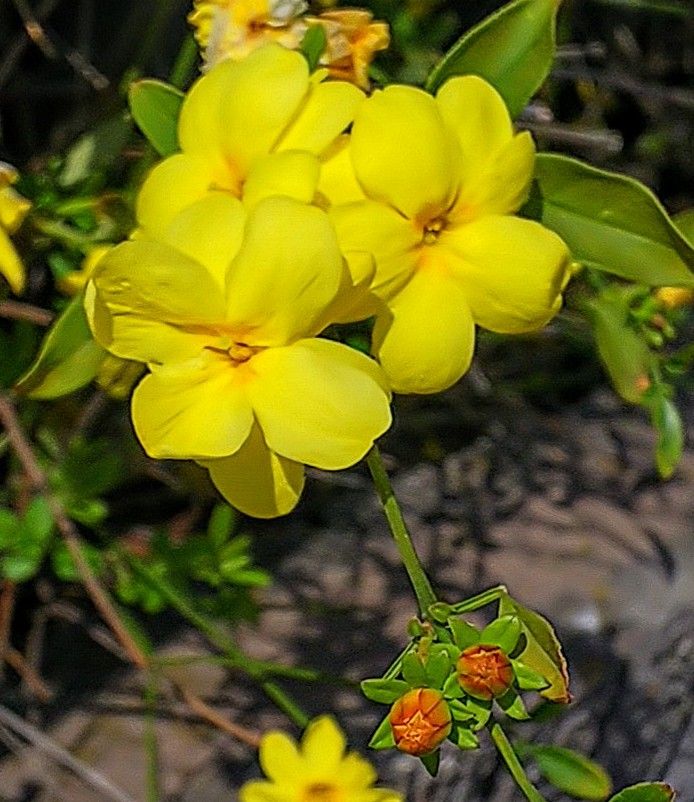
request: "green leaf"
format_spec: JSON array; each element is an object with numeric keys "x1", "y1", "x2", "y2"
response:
[
  {"x1": 368, "y1": 716, "x2": 396, "y2": 750},
  {"x1": 14, "y1": 293, "x2": 106, "y2": 399},
  {"x1": 673, "y1": 208, "x2": 694, "y2": 242},
  {"x1": 402, "y1": 652, "x2": 429, "y2": 686},
  {"x1": 449, "y1": 617, "x2": 480, "y2": 650},
  {"x1": 585, "y1": 288, "x2": 655, "y2": 405},
  {"x1": 128, "y1": 80, "x2": 184, "y2": 157},
  {"x1": 443, "y1": 672, "x2": 465, "y2": 699},
  {"x1": 22, "y1": 497, "x2": 54, "y2": 544},
  {"x1": 420, "y1": 750, "x2": 440, "y2": 777},
  {"x1": 361, "y1": 678, "x2": 410, "y2": 704},
  {"x1": 512, "y1": 659, "x2": 551, "y2": 691},
  {"x1": 425, "y1": 0, "x2": 558, "y2": 117},
  {"x1": 519, "y1": 744, "x2": 612, "y2": 800},
  {"x1": 425, "y1": 650, "x2": 452, "y2": 690},
  {"x1": 497, "y1": 688, "x2": 530, "y2": 720},
  {"x1": 1, "y1": 552, "x2": 43, "y2": 582},
  {"x1": 608, "y1": 783, "x2": 675, "y2": 802},
  {"x1": 532, "y1": 154, "x2": 694, "y2": 286},
  {"x1": 450, "y1": 723, "x2": 479, "y2": 750},
  {"x1": 51, "y1": 540, "x2": 104, "y2": 582},
  {"x1": 480, "y1": 614, "x2": 522, "y2": 653},
  {"x1": 499, "y1": 594, "x2": 570, "y2": 703},
  {"x1": 207, "y1": 503, "x2": 237, "y2": 548},
  {"x1": 647, "y1": 393, "x2": 684, "y2": 479},
  {"x1": 60, "y1": 114, "x2": 132, "y2": 187},
  {"x1": 0, "y1": 509, "x2": 20, "y2": 548},
  {"x1": 300, "y1": 24, "x2": 327, "y2": 73}
]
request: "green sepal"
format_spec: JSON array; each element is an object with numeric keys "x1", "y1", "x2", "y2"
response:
[
  {"x1": 419, "y1": 750, "x2": 440, "y2": 777},
  {"x1": 450, "y1": 722, "x2": 480, "y2": 751},
  {"x1": 361, "y1": 678, "x2": 411, "y2": 705},
  {"x1": 300, "y1": 24, "x2": 327, "y2": 72},
  {"x1": 497, "y1": 688, "x2": 530, "y2": 720},
  {"x1": 531, "y1": 153, "x2": 694, "y2": 286},
  {"x1": 452, "y1": 697, "x2": 491, "y2": 730},
  {"x1": 128, "y1": 79, "x2": 184, "y2": 157},
  {"x1": 512, "y1": 659, "x2": 551, "y2": 691},
  {"x1": 443, "y1": 672, "x2": 465, "y2": 699},
  {"x1": 368, "y1": 716, "x2": 396, "y2": 750},
  {"x1": 402, "y1": 652, "x2": 428, "y2": 687},
  {"x1": 15, "y1": 293, "x2": 106, "y2": 399},
  {"x1": 608, "y1": 783, "x2": 675, "y2": 802},
  {"x1": 425, "y1": 0, "x2": 558, "y2": 119},
  {"x1": 448, "y1": 617, "x2": 480, "y2": 650},
  {"x1": 517, "y1": 743, "x2": 613, "y2": 801},
  {"x1": 425, "y1": 650, "x2": 452, "y2": 690},
  {"x1": 646, "y1": 391, "x2": 684, "y2": 479},
  {"x1": 480, "y1": 614, "x2": 522, "y2": 653}
]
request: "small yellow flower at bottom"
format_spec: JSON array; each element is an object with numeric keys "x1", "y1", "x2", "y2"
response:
[
  {"x1": 0, "y1": 162, "x2": 31, "y2": 295},
  {"x1": 239, "y1": 716, "x2": 403, "y2": 802}
]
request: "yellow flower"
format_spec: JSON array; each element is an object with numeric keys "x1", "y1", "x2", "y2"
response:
[
  {"x1": 86, "y1": 194, "x2": 391, "y2": 518},
  {"x1": 239, "y1": 715, "x2": 403, "y2": 802},
  {"x1": 0, "y1": 162, "x2": 31, "y2": 295},
  {"x1": 310, "y1": 9, "x2": 390, "y2": 90},
  {"x1": 326, "y1": 77, "x2": 572, "y2": 395},
  {"x1": 135, "y1": 44, "x2": 363, "y2": 241},
  {"x1": 188, "y1": 0, "x2": 307, "y2": 68},
  {"x1": 57, "y1": 244, "x2": 113, "y2": 296}
]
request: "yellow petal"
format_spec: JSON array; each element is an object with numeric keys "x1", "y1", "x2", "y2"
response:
[
  {"x1": 301, "y1": 717, "x2": 346, "y2": 773},
  {"x1": 0, "y1": 186, "x2": 31, "y2": 234},
  {"x1": 372, "y1": 264, "x2": 475, "y2": 394},
  {"x1": 136, "y1": 153, "x2": 215, "y2": 238},
  {"x1": 247, "y1": 338, "x2": 391, "y2": 470},
  {"x1": 238, "y1": 780, "x2": 291, "y2": 802},
  {"x1": 131, "y1": 353, "x2": 254, "y2": 459},
  {"x1": 89, "y1": 241, "x2": 225, "y2": 362},
  {"x1": 320, "y1": 250, "x2": 381, "y2": 325},
  {"x1": 329, "y1": 201, "x2": 420, "y2": 300},
  {"x1": 351, "y1": 85, "x2": 458, "y2": 220},
  {"x1": 258, "y1": 730, "x2": 304, "y2": 784},
  {"x1": 243, "y1": 150, "x2": 319, "y2": 211},
  {"x1": 0, "y1": 227, "x2": 25, "y2": 294},
  {"x1": 439, "y1": 215, "x2": 571, "y2": 333},
  {"x1": 163, "y1": 193, "x2": 246, "y2": 286},
  {"x1": 277, "y1": 79, "x2": 364, "y2": 155},
  {"x1": 317, "y1": 134, "x2": 366, "y2": 206},
  {"x1": 339, "y1": 752, "x2": 378, "y2": 790},
  {"x1": 201, "y1": 425, "x2": 305, "y2": 518},
  {"x1": 225, "y1": 197, "x2": 343, "y2": 345}
]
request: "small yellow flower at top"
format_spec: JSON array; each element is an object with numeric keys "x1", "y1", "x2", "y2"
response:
[
  {"x1": 0, "y1": 162, "x2": 31, "y2": 295},
  {"x1": 310, "y1": 9, "x2": 390, "y2": 90},
  {"x1": 239, "y1": 715, "x2": 403, "y2": 802},
  {"x1": 188, "y1": 0, "x2": 307, "y2": 68}
]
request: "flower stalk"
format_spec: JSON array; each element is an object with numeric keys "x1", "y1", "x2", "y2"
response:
[{"x1": 490, "y1": 723, "x2": 547, "y2": 802}]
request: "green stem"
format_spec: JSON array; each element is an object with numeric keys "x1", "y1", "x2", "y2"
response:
[
  {"x1": 449, "y1": 585, "x2": 509, "y2": 614},
  {"x1": 490, "y1": 723, "x2": 547, "y2": 802},
  {"x1": 365, "y1": 445, "x2": 437, "y2": 617},
  {"x1": 169, "y1": 35, "x2": 199, "y2": 89}
]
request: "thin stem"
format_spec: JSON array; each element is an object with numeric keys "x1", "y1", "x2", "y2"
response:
[
  {"x1": 490, "y1": 723, "x2": 547, "y2": 802},
  {"x1": 0, "y1": 300, "x2": 54, "y2": 326},
  {"x1": 365, "y1": 445, "x2": 437, "y2": 616},
  {"x1": 448, "y1": 585, "x2": 509, "y2": 614}
]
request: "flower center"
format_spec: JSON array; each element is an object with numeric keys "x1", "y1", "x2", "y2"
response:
[
  {"x1": 422, "y1": 216, "x2": 446, "y2": 245},
  {"x1": 227, "y1": 342, "x2": 258, "y2": 364},
  {"x1": 302, "y1": 783, "x2": 341, "y2": 802}
]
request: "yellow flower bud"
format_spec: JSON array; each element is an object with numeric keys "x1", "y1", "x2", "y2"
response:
[
  {"x1": 457, "y1": 644, "x2": 514, "y2": 700},
  {"x1": 389, "y1": 687, "x2": 452, "y2": 756}
]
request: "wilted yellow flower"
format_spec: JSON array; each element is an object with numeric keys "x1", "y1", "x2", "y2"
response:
[
  {"x1": 311, "y1": 9, "x2": 390, "y2": 89},
  {"x1": 389, "y1": 687, "x2": 452, "y2": 756},
  {"x1": 240, "y1": 715, "x2": 402, "y2": 802},
  {"x1": 326, "y1": 77, "x2": 572, "y2": 394},
  {"x1": 0, "y1": 163, "x2": 31, "y2": 295},
  {"x1": 136, "y1": 43, "x2": 363, "y2": 241},
  {"x1": 87, "y1": 195, "x2": 391, "y2": 518},
  {"x1": 188, "y1": 0, "x2": 307, "y2": 67},
  {"x1": 57, "y1": 244, "x2": 113, "y2": 296},
  {"x1": 655, "y1": 286, "x2": 694, "y2": 309}
]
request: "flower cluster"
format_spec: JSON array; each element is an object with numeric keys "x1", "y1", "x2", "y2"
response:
[
  {"x1": 86, "y1": 40, "x2": 571, "y2": 518},
  {"x1": 239, "y1": 715, "x2": 402, "y2": 802}
]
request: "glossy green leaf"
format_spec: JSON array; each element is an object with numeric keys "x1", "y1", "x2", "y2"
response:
[
  {"x1": 449, "y1": 617, "x2": 480, "y2": 650},
  {"x1": 585, "y1": 288, "x2": 655, "y2": 405},
  {"x1": 361, "y1": 678, "x2": 410, "y2": 704},
  {"x1": 497, "y1": 688, "x2": 530, "y2": 720},
  {"x1": 128, "y1": 79, "x2": 184, "y2": 157},
  {"x1": 425, "y1": 650, "x2": 452, "y2": 689},
  {"x1": 499, "y1": 594, "x2": 570, "y2": 703},
  {"x1": 15, "y1": 293, "x2": 106, "y2": 399},
  {"x1": 450, "y1": 723, "x2": 479, "y2": 750},
  {"x1": 512, "y1": 660, "x2": 551, "y2": 691},
  {"x1": 532, "y1": 154, "x2": 694, "y2": 286},
  {"x1": 519, "y1": 744, "x2": 612, "y2": 800},
  {"x1": 608, "y1": 783, "x2": 675, "y2": 802},
  {"x1": 647, "y1": 393, "x2": 684, "y2": 479},
  {"x1": 425, "y1": 0, "x2": 558, "y2": 117}
]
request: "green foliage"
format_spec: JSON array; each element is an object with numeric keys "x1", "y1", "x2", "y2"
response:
[
  {"x1": 128, "y1": 80, "x2": 184, "y2": 157},
  {"x1": 0, "y1": 497, "x2": 54, "y2": 581},
  {"x1": 517, "y1": 743, "x2": 613, "y2": 800},
  {"x1": 425, "y1": 0, "x2": 558, "y2": 117},
  {"x1": 14, "y1": 293, "x2": 105, "y2": 399},
  {"x1": 60, "y1": 115, "x2": 133, "y2": 188},
  {"x1": 531, "y1": 154, "x2": 694, "y2": 286},
  {"x1": 608, "y1": 784, "x2": 676, "y2": 802}
]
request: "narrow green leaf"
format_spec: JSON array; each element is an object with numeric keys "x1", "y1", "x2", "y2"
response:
[
  {"x1": 128, "y1": 79, "x2": 184, "y2": 157},
  {"x1": 499, "y1": 594, "x2": 570, "y2": 703},
  {"x1": 512, "y1": 660, "x2": 550, "y2": 691},
  {"x1": 520, "y1": 744, "x2": 612, "y2": 800},
  {"x1": 532, "y1": 154, "x2": 694, "y2": 286},
  {"x1": 608, "y1": 783, "x2": 675, "y2": 802},
  {"x1": 647, "y1": 393, "x2": 684, "y2": 479},
  {"x1": 15, "y1": 293, "x2": 105, "y2": 399},
  {"x1": 425, "y1": 0, "x2": 558, "y2": 118},
  {"x1": 360, "y1": 678, "x2": 410, "y2": 704},
  {"x1": 207, "y1": 503, "x2": 237, "y2": 549},
  {"x1": 585, "y1": 288, "x2": 655, "y2": 405}
]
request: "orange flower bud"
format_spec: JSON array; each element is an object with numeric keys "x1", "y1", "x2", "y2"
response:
[
  {"x1": 388, "y1": 688, "x2": 452, "y2": 756},
  {"x1": 457, "y1": 644, "x2": 514, "y2": 700}
]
